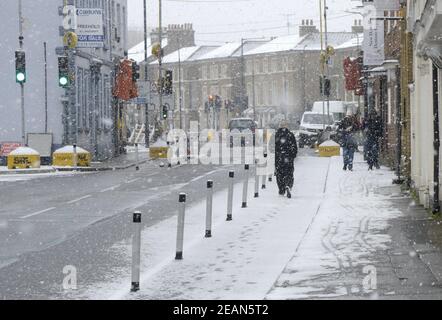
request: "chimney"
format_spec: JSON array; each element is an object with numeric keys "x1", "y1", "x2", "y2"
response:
[
  {"x1": 299, "y1": 19, "x2": 319, "y2": 37},
  {"x1": 352, "y1": 19, "x2": 364, "y2": 34}
]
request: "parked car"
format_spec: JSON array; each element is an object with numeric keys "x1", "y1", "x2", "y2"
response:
[
  {"x1": 228, "y1": 118, "x2": 257, "y2": 147},
  {"x1": 298, "y1": 112, "x2": 336, "y2": 148}
]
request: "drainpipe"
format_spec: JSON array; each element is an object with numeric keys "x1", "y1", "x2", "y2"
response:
[
  {"x1": 432, "y1": 63, "x2": 440, "y2": 214},
  {"x1": 393, "y1": 65, "x2": 404, "y2": 185}
]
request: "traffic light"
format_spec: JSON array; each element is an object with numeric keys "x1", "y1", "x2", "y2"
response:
[
  {"x1": 163, "y1": 70, "x2": 173, "y2": 95},
  {"x1": 58, "y1": 56, "x2": 69, "y2": 88},
  {"x1": 15, "y1": 51, "x2": 26, "y2": 84},
  {"x1": 324, "y1": 78, "x2": 331, "y2": 97},
  {"x1": 132, "y1": 61, "x2": 140, "y2": 82},
  {"x1": 320, "y1": 76, "x2": 331, "y2": 97},
  {"x1": 215, "y1": 95, "x2": 222, "y2": 111},
  {"x1": 162, "y1": 105, "x2": 168, "y2": 119}
]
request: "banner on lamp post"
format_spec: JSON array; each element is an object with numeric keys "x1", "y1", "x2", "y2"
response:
[{"x1": 362, "y1": 4, "x2": 385, "y2": 66}]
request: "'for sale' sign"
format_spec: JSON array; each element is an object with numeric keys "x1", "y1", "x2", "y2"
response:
[{"x1": 76, "y1": 8, "x2": 104, "y2": 48}]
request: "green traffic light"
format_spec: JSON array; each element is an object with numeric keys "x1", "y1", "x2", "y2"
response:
[
  {"x1": 59, "y1": 76, "x2": 68, "y2": 87},
  {"x1": 16, "y1": 72, "x2": 26, "y2": 83}
]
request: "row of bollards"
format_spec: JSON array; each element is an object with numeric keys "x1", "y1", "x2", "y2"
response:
[{"x1": 130, "y1": 153, "x2": 274, "y2": 292}]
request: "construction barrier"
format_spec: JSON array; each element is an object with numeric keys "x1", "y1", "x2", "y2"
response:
[
  {"x1": 7, "y1": 147, "x2": 41, "y2": 169},
  {"x1": 53, "y1": 146, "x2": 91, "y2": 167},
  {"x1": 319, "y1": 140, "x2": 341, "y2": 157}
]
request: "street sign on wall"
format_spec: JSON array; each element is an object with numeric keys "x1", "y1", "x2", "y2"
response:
[{"x1": 76, "y1": 8, "x2": 104, "y2": 48}]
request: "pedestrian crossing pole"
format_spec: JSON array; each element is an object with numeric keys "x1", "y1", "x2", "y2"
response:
[
  {"x1": 262, "y1": 152, "x2": 267, "y2": 189},
  {"x1": 131, "y1": 211, "x2": 142, "y2": 292},
  {"x1": 254, "y1": 159, "x2": 260, "y2": 198},
  {"x1": 242, "y1": 164, "x2": 250, "y2": 208},
  {"x1": 227, "y1": 171, "x2": 234, "y2": 221},
  {"x1": 135, "y1": 143, "x2": 140, "y2": 171},
  {"x1": 205, "y1": 180, "x2": 213, "y2": 238},
  {"x1": 175, "y1": 193, "x2": 186, "y2": 260}
]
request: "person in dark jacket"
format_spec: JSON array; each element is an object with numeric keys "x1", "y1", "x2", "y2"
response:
[
  {"x1": 338, "y1": 115, "x2": 359, "y2": 171},
  {"x1": 275, "y1": 121, "x2": 298, "y2": 198},
  {"x1": 363, "y1": 110, "x2": 383, "y2": 170}
]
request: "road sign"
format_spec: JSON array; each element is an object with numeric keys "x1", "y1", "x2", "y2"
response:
[{"x1": 76, "y1": 8, "x2": 104, "y2": 48}]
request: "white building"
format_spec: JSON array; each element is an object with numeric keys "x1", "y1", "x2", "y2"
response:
[
  {"x1": 408, "y1": 0, "x2": 442, "y2": 210},
  {"x1": 0, "y1": 0, "x2": 128, "y2": 160}
]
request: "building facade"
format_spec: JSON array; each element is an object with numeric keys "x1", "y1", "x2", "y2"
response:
[
  {"x1": 0, "y1": 0, "x2": 128, "y2": 160},
  {"x1": 407, "y1": 0, "x2": 442, "y2": 211},
  {"x1": 134, "y1": 21, "x2": 362, "y2": 133}
]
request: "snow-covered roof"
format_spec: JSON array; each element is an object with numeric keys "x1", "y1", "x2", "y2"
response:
[
  {"x1": 334, "y1": 34, "x2": 364, "y2": 49},
  {"x1": 245, "y1": 35, "x2": 305, "y2": 56},
  {"x1": 295, "y1": 32, "x2": 357, "y2": 51},
  {"x1": 196, "y1": 42, "x2": 242, "y2": 60},
  {"x1": 128, "y1": 38, "x2": 168, "y2": 63},
  {"x1": 153, "y1": 46, "x2": 202, "y2": 64},
  {"x1": 147, "y1": 32, "x2": 361, "y2": 65},
  {"x1": 150, "y1": 46, "x2": 220, "y2": 65}
]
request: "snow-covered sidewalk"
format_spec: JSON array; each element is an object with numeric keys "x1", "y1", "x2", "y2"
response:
[{"x1": 61, "y1": 152, "x2": 440, "y2": 300}]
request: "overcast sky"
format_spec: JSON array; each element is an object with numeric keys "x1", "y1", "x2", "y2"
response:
[{"x1": 127, "y1": 0, "x2": 363, "y2": 45}]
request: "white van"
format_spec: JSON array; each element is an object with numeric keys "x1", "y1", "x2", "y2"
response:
[
  {"x1": 298, "y1": 112, "x2": 335, "y2": 148},
  {"x1": 311, "y1": 101, "x2": 358, "y2": 123}
]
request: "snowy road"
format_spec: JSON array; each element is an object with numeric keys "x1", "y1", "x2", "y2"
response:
[
  {"x1": 0, "y1": 158, "x2": 245, "y2": 299},
  {"x1": 1, "y1": 148, "x2": 441, "y2": 300}
]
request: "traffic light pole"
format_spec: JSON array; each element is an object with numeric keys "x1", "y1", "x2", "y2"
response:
[
  {"x1": 158, "y1": 0, "x2": 166, "y2": 136},
  {"x1": 18, "y1": 0, "x2": 26, "y2": 146},
  {"x1": 143, "y1": 0, "x2": 150, "y2": 147}
]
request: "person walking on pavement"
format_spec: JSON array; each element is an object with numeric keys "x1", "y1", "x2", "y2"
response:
[
  {"x1": 275, "y1": 120, "x2": 298, "y2": 198},
  {"x1": 338, "y1": 115, "x2": 359, "y2": 171},
  {"x1": 363, "y1": 110, "x2": 383, "y2": 170}
]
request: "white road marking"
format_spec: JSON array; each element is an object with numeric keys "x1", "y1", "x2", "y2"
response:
[
  {"x1": 67, "y1": 195, "x2": 92, "y2": 204},
  {"x1": 100, "y1": 185, "x2": 121, "y2": 193},
  {"x1": 21, "y1": 207, "x2": 56, "y2": 219},
  {"x1": 125, "y1": 178, "x2": 140, "y2": 184}
]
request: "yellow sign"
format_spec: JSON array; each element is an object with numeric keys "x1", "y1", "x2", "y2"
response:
[
  {"x1": 63, "y1": 31, "x2": 78, "y2": 49},
  {"x1": 326, "y1": 45, "x2": 335, "y2": 56},
  {"x1": 151, "y1": 43, "x2": 162, "y2": 59},
  {"x1": 8, "y1": 155, "x2": 41, "y2": 169},
  {"x1": 319, "y1": 145, "x2": 341, "y2": 157}
]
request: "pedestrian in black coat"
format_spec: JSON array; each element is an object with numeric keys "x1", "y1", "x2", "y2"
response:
[
  {"x1": 275, "y1": 121, "x2": 298, "y2": 198},
  {"x1": 338, "y1": 115, "x2": 359, "y2": 171},
  {"x1": 363, "y1": 111, "x2": 383, "y2": 170}
]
